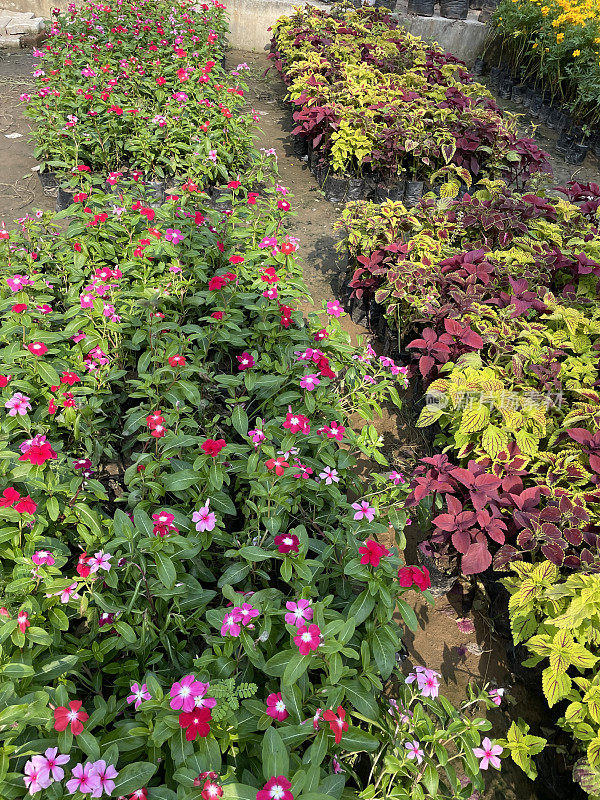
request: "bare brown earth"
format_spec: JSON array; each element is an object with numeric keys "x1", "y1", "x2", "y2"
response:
[{"x1": 1, "y1": 42, "x2": 595, "y2": 799}]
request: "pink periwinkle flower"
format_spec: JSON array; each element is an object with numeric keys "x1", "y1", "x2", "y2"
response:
[
  {"x1": 285, "y1": 598, "x2": 313, "y2": 627},
  {"x1": 326, "y1": 300, "x2": 343, "y2": 317},
  {"x1": 352, "y1": 500, "x2": 376, "y2": 522},
  {"x1": 192, "y1": 500, "x2": 216, "y2": 532},
  {"x1": 489, "y1": 688, "x2": 504, "y2": 706},
  {"x1": 127, "y1": 682, "x2": 152, "y2": 710},
  {"x1": 473, "y1": 738, "x2": 503, "y2": 770},
  {"x1": 32, "y1": 550, "x2": 55, "y2": 566},
  {"x1": 5, "y1": 392, "x2": 32, "y2": 416},
  {"x1": 319, "y1": 466, "x2": 339, "y2": 485},
  {"x1": 66, "y1": 761, "x2": 101, "y2": 795},
  {"x1": 88, "y1": 551, "x2": 111, "y2": 573},
  {"x1": 405, "y1": 740, "x2": 424, "y2": 765}
]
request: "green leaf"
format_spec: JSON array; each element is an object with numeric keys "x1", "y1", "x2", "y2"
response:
[
  {"x1": 232, "y1": 406, "x2": 249, "y2": 436},
  {"x1": 347, "y1": 590, "x2": 375, "y2": 626},
  {"x1": 282, "y1": 652, "x2": 311, "y2": 686},
  {"x1": 262, "y1": 727, "x2": 288, "y2": 780},
  {"x1": 111, "y1": 762, "x2": 157, "y2": 795},
  {"x1": 222, "y1": 785, "x2": 258, "y2": 800},
  {"x1": 339, "y1": 727, "x2": 379, "y2": 752},
  {"x1": 155, "y1": 552, "x2": 177, "y2": 589},
  {"x1": 421, "y1": 763, "x2": 439, "y2": 795},
  {"x1": 343, "y1": 680, "x2": 379, "y2": 719},
  {"x1": 217, "y1": 562, "x2": 250, "y2": 587},
  {"x1": 371, "y1": 628, "x2": 396, "y2": 679},
  {"x1": 163, "y1": 470, "x2": 202, "y2": 493},
  {"x1": 37, "y1": 361, "x2": 61, "y2": 386}
]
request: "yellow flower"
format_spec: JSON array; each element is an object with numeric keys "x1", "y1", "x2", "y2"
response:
[
  {"x1": 556, "y1": 31, "x2": 565, "y2": 40},
  {"x1": 541, "y1": 5, "x2": 550, "y2": 12},
  {"x1": 573, "y1": 48, "x2": 581, "y2": 55}
]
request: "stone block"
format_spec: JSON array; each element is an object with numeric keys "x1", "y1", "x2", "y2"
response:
[
  {"x1": 0, "y1": 32, "x2": 21, "y2": 46},
  {"x1": 6, "y1": 15, "x2": 43, "y2": 32}
]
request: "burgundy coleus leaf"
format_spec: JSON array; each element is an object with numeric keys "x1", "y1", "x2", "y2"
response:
[
  {"x1": 443, "y1": 318, "x2": 484, "y2": 350},
  {"x1": 461, "y1": 540, "x2": 492, "y2": 575},
  {"x1": 508, "y1": 486, "x2": 541, "y2": 529},
  {"x1": 492, "y1": 544, "x2": 520, "y2": 570},
  {"x1": 541, "y1": 541, "x2": 566, "y2": 566},
  {"x1": 477, "y1": 508, "x2": 507, "y2": 544},
  {"x1": 517, "y1": 528, "x2": 536, "y2": 551},
  {"x1": 564, "y1": 527, "x2": 583, "y2": 546},
  {"x1": 433, "y1": 495, "x2": 477, "y2": 534},
  {"x1": 450, "y1": 468, "x2": 501, "y2": 510},
  {"x1": 567, "y1": 428, "x2": 600, "y2": 474}
]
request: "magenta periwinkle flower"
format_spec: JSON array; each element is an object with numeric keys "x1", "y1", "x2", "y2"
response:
[
  {"x1": 127, "y1": 682, "x2": 152, "y2": 710},
  {"x1": 406, "y1": 666, "x2": 440, "y2": 699},
  {"x1": 170, "y1": 675, "x2": 207, "y2": 712},
  {"x1": 237, "y1": 352, "x2": 255, "y2": 370},
  {"x1": 165, "y1": 228, "x2": 185, "y2": 244},
  {"x1": 300, "y1": 373, "x2": 320, "y2": 391},
  {"x1": 294, "y1": 623, "x2": 321, "y2": 655},
  {"x1": 221, "y1": 609, "x2": 242, "y2": 637},
  {"x1": 326, "y1": 300, "x2": 343, "y2": 317}
]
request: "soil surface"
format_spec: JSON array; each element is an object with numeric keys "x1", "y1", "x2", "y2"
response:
[{"x1": 1, "y1": 42, "x2": 593, "y2": 800}]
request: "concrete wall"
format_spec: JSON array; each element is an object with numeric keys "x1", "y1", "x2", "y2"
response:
[
  {"x1": 2, "y1": 0, "x2": 488, "y2": 63},
  {"x1": 224, "y1": 0, "x2": 487, "y2": 62}
]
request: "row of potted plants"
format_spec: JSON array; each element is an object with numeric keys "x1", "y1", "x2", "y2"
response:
[
  {"x1": 335, "y1": 180, "x2": 600, "y2": 794},
  {"x1": 487, "y1": 0, "x2": 600, "y2": 136},
  {"x1": 23, "y1": 0, "x2": 254, "y2": 187},
  {"x1": 269, "y1": 5, "x2": 550, "y2": 204},
  {"x1": 0, "y1": 3, "x2": 532, "y2": 798}
]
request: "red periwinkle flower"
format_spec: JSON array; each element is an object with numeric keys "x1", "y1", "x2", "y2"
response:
[
  {"x1": 0, "y1": 375, "x2": 11, "y2": 387},
  {"x1": 277, "y1": 200, "x2": 291, "y2": 212},
  {"x1": 14, "y1": 496, "x2": 37, "y2": 515},
  {"x1": 201, "y1": 779, "x2": 223, "y2": 800},
  {"x1": 201, "y1": 438, "x2": 226, "y2": 457},
  {"x1": 27, "y1": 342, "x2": 48, "y2": 356},
  {"x1": 168, "y1": 355, "x2": 186, "y2": 367},
  {"x1": 208, "y1": 275, "x2": 227, "y2": 291},
  {"x1": 12, "y1": 303, "x2": 28, "y2": 313},
  {"x1": 17, "y1": 609, "x2": 30, "y2": 633},
  {"x1": 228, "y1": 255, "x2": 244, "y2": 264},
  {"x1": 266, "y1": 456, "x2": 288, "y2": 476},
  {"x1": 178, "y1": 708, "x2": 212, "y2": 741},
  {"x1": 358, "y1": 539, "x2": 390, "y2": 567},
  {"x1": 322, "y1": 706, "x2": 349, "y2": 744},
  {"x1": 53, "y1": 701, "x2": 89, "y2": 735},
  {"x1": 398, "y1": 566, "x2": 431, "y2": 591},
  {"x1": 0, "y1": 487, "x2": 20, "y2": 507},
  {"x1": 211, "y1": 312, "x2": 224, "y2": 320}
]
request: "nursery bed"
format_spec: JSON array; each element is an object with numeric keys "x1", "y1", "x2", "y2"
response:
[{"x1": 0, "y1": 34, "x2": 590, "y2": 800}]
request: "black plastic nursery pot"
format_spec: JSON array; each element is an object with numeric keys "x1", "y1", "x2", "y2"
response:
[
  {"x1": 497, "y1": 77, "x2": 513, "y2": 100},
  {"x1": 404, "y1": 180, "x2": 424, "y2": 208},
  {"x1": 471, "y1": 57, "x2": 485, "y2": 76},
  {"x1": 375, "y1": 180, "x2": 406, "y2": 202},
  {"x1": 324, "y1": 174, "x2": 349, "y2": 203},
  {"x1": 407, "y1": 0, "x2": 435, "y2": 15},
  {"x1": 38, "y1": 169, "x2": 58, "y2": 190},
  {"x1": 511, "y1": 84, "x2": 526, "y2": 104},
  {"x1": 565, "y1": 142, "x2": 589, "y2": 165},
  {"x1": 346, "y1": 177, "x2": 366, "y2": 200},
  {"x1": 293, "y1": 134, "x2": 308, "y2": 158},
  {"x1": 55, "y1": 186, "x2": 75, "y2": 212},
  {"x1": 440, "y1": 0, "x2": 469, "y2": 19}
]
